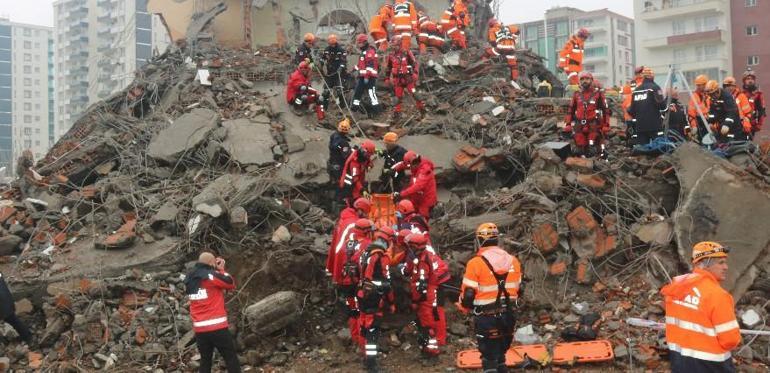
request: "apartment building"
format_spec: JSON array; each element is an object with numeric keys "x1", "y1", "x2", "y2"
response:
[
  {"x1": 518, "y1": 7, "x2": 636, "y2": 88},
  {"x1": 634, "y1": 0, "x2": 732, "y2": 86},
  {"x1": 54, "y1": 0, "x2": 170, "y2": 139},
  {"x1": 731, "y1": 0, "x2": 769, "y2": 86},
  {"x1": 0, "y1": 18, "x2": 55, "y2": 177}
]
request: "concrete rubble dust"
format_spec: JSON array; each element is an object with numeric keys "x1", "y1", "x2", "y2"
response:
[{"x1": 1, "y1": 30, "x2": 770, "y2": 373}]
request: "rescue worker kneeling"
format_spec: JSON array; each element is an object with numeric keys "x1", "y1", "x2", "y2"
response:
[
  {"x1": 286, "y1": 61, "x2": 325, "y2": 121},
  {"x1": 357, "y1": 226, "x2": 396, "y2": 372},
  {"x1": 457, "y1": 223, "x2": 522, "y2": 373},
  {"x1": 661, "y1": 241, "x2": 740, "y2": 373}
]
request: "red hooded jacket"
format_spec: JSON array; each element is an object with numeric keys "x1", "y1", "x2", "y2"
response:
[
  {"x1": 397, "y1": 158, "x2": 437, "y2": 217},
  {"x1": 331, "y1": 226, "x2": 372, "y2": 286},
  {"x1": 326, "y1": 207, "x2": 358, "y2": 274},
  {"x1": 286, "y1": 69, "x2": 311, "y2": 103},
  {"x1": 185, "y1": 263, "x2": 236, "y2": 333}
]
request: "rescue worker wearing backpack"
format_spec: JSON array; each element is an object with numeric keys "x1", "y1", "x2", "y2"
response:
[
  {"x1": 417, "y1": 11, "x2": 444, "y2": 55},
  {"x1": 403, "y1": 233, "x2": 450, "y2": 358},
  {"x1": 326, "y1": 198, "x2": 372, "y2": 276},
  {"x1": 357, "y1": 226, "x2": 397, "y2": 372},
  {"x1": 558, "y1": 28, "x2": 589, "y2": 86},
  {"x1": 393, "y1": 151, "x2": 437, "y2": 219},
  {"x1": 723, "y1": 76, "x2": 754, "y2": 139},
  {"x1": 485, "y1": 19, "x2": 520, "y2": 84},
  {"x1": 562, "y1": 71, "x2": 611, "y2": 158},
  {"x1": 339, "y1": 140, "x2": 376, "y2": 206},
  {"x1": 457, "y1": 223, "x2": 522, "y2": 373},
  {"x1": 333, "y1": 218, "x2": 375, "y2": 348},
  {"x1": 704, "y1": 80, "x2": 743, "y2": 143},
  {"x1": 396, "y1": 199, "x2": 430, "y2": 237}
]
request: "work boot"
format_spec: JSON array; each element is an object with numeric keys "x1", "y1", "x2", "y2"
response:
[
  {"x1": 481, "y1": 358, "x2": 497, "y2": 373},
  {"x1": 497, "y1": 363, "x2": 509, "y2": 373}
]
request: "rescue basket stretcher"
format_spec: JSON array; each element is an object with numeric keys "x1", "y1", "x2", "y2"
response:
[{"x1": 456, "y1": 340, "x2": 614, "y2": 369}]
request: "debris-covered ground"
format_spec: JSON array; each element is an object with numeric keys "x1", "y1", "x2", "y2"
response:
[{"x1": 1, "y1": 39, "x2": 770, "y2": 372}]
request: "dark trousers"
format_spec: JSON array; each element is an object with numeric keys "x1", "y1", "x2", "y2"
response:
[
  {"x1": 670, "y1": 350, "x2": 735, "y2": 373},
  {"x1": 195, "y1": 328, "x2": 241, "y2": 373},
  {"x1": 475, "y1": 312, "x2": 515, "y2": 373},
  {"x1": 4, "y1": 313, "x2": 32, "y2": 343},
  {"x1": 352, "y1": 78, "x2": 379, "y2": 112}
]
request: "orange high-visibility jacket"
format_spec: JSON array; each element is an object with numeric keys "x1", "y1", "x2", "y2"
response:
[
  {"x1": 733, "y1": 91, "x2": 753, "y2": 130},
  {"x1": 491, "y1": 25, "x2": 516, "y2": 52},
  {"x1": 452, "y1": 0, "x2": 470, "y2": 27},
  {"x1": 661, "y1": 268, "x2": 741, "y2": 362},
  {"x1": 622, "y1": 87, "x2": 633, "y2": 121},
  {"x1": 393, "y1": 0, "x2": 418, "y2": 34},
  {"x1": 687, "y1": 91, "x2": 710, "y2": 129},
  {"x1": 369, "y1": 5, "x2": 393, "y2": 38},
  {"x1": 557, "y1": 35, "x2": 585, "y2": 72},
  {"x1": 460, "y1": 246, "x2": 521, "y2": 308}
]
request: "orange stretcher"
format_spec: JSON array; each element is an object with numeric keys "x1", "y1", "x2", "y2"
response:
[
  {"x1": 552, "y1": 340, "x2": 614, "y2": 365},
  {"x1": 368, "y1": 193, "x2": 396, "y2": 229},
  {"x1": 456, "y1": 345, "x2": 549, "y2": 369}
]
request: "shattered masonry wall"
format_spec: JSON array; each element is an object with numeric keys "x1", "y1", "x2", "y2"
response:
[{"x1": 148, "y1": 0, "x2": 247, "y2": 48}]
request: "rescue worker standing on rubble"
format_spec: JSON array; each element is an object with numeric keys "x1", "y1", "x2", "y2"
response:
[
  {"x1": 742, "y1": 68, "x2": 766, "y2": 136},
  {"x1": 327, "y1": 197, "x2": 371, "y2": 276},
  {"x1": 340, "y1": 140, "x2": 377, "y2": 206},
  {"x1": 665, "y1": 89, "x2": 689, "y2": 139},
  {"x1": 417, "y1": 11, "x2": 444, "y2": 55},
  {"x1": 369, "y1": 3, "x2": 394, "y2": 52},
  {"x1": 328, "y1": 119, "x2": 352, "y2": 191},
  {"x1": 321, "y1": 34, "x2": 348, "y2": 111},
  {"x1": 357, "y1": 226, "x2": 396, "y2": 372},
  {"x1": 485, "y1": 19, "x2": 520, "y2": 86},
  {"x1": 723, "y1": 77, "x2": 754, "y2": 139},
  {"x1": 294, "y1": 33, "x2": 316, "y2": 65},
  {"x1": 385, "y1": 36, "x2": 425, "y2": 121},
  {"x1": 621, "y1": 84, "x2": 634, "y2": 146},
  {"x1": 286, "y1": 60, "x2": 325, "y2": 121},
  {"x1": 185, "y1": 252, "x2": 241, "y2": 373},
  {"x1": 563, "y1": 71, "x2": 611, "y2": 158},
  {"x1": 558, "y1": 28, "x2": 590, "y2": 86},
  {"x1": 627, "y1": 67, "x2": 666, "y2": 145},
  {"x1": 457, "y1": 223, "x2": 522, "y2": 373},
  {"x1": 688, "y1": 75, "x2": 711, "y2": 141},
  {"x1": 392, "y1": 0, "x2": 418, "y2": 50},
  {"x1": 661, "y1": 241, "x2": 741, "y2": 372},
  {"x1": 0, "y1": 270, "x2": 33, "y2": 345},
  {"x1": 352, "y1": 34, "x2": 382, "y2": 115},
  {"x1": 393, "y1": 150, "x2": 437, "y2": 220},
  {"x1": 704, "y1": 80, "x2": 744, "y2": 143},
  {"x1": 403, "y1": 233, "x2": 450, "y2": 360},
  {"x1": 379, "y1": 132, "x2": 407, "y2": 192},
  {"x1": 440, "y1": 1, "x2": 470, "y2": 50}
]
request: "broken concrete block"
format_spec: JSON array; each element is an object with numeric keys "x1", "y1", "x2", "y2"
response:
[
  {"x1": 741, "y1": 309, "x2": 762, "y2": 329},
  {"x1": 571, "y1": 301, "x2": 590, "y2": 315},
  {"x1": 244, "y1": 291, "x2": 302, "y2": 335},
  {"x1": 634, "y1": 220, "x2": 673, "y2": 246},
  {"x1": 0, "y1": 357, "x2": 9, "y2": 371},
  {"x1": 528, "y1": 171, "x2": 562, "y2": 195},
  {"x1": 513, "y1": 324, "x2": 540, "y2": 344},
  {"x1": 532, "y1": 222, "x2": 558, "y2": 254},
  {"x1": 271, "y1": 225, "x2": 291, "y2": 243},
  {"x1": 221, "y1": 119, "x2": 275, "y2": 166},
  {"x1": 229, "y1": 206, "x2": 248, "y2": 229},
  {"x1": 14, "y1": 298, "x2": 33, "y2": 315},
  {"x1": 491, "y1": 106, "x2": 507, "y2": 117},
  {"x1": 151, "y1": 201, "x2": 179, "y2": 224},
  {"x1": 148, "y1": 108, "x2": 220, "y2": 164},
  {"x1": 97, "y1": 215, "x2": 137, "y2": 250},
  {"x1": 549, "y1": 256, "x2": 569, "y2": 276},
  {"x1": 566, "y1": 206, "x2": 599, "y2": 259},
  {"x1": 195, "y1": 196, "x2": 226, "y2": 218},
  {"x1": 0, "y1": 235, "x2": 22, "y2": 256}
]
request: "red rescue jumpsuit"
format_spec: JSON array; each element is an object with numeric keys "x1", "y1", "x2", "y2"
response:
[
  {"x1": 395, "y1": 157, "x2": 437, "y2": 219},
  {"x1": 417, "y1": 15, "x2": 444, "y2": 54},
  {"x1": 332, "y1": 226, "x2": 371, "y2": 347},
  {"x1": 326, "y1": 207, "x2": 358, "y2": 275},
  {"x1": 405, "y1": 246, "x2": 449, "y2": 355},
  {"x1": 286, "y1": 68, "x2": 324, "y2": 120},
  {"x1": 386, "y1": 48, "x2": 424, "y2": 115},
  {"x1": 369, "y1": 5, "x2": 393, "y2": 52},
  {"x1": 339, "y1": 148, "x2": 373, "y2": 205},
  {"x1": 558, "y1": 35, "x2": 586, "y2": 85},
  {"x1": 357, "y1": 241, "x2": 395, "y2": 368},
  {"x1": 565, "y1": 87, "x2": 611, "y2": 156},
  {"x1": 393, "y1": 0, "x2": 418, "y2": 50}
]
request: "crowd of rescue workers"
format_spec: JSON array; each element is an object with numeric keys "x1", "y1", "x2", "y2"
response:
[{"x1": 1, "y1": 1, "x2": 767, "y2": 373}]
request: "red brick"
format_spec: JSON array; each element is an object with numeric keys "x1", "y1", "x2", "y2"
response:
[
  {"x1": 0, "y1": 206, "x2": 16, "y2": 223},
  {"x1": 566, "y1": 206, "x2": 598, "y2": 234},
  {"x1": 549, "y1": 260, "x2": 568, "y2": 276},
  {"x1": 565, "y1": 157, "x2": 594, "y2": 172},
  {"x1": 532, "y1": 222, "x2": 559, "y2": 254},
  {"x1": 575, "y1": 258, "x2": 590, "y2": 284},
  {"x1": 575, "y1": 174, "x2": 606, "y2": 189}
]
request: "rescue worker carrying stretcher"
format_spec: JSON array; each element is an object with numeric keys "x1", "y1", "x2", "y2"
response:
[
  {"x1": 339, "y1": 140, "x2": 376, "y2": 206},
  {"x1": 326, "y1": 197, "x2": 371, "y2": 277},
  {"x1": 742, "y1": 68, "x2": 766, "y2": 135},
  {"x1": 417, "y1": 11, "x2": 445, "y2": 55},
  {"x1": 285, "y1": 60, "x2": 325, "y2": 121},
  {"x1": 357, "y1": 226, "x2": 397, "y2": 372},
  {"x1": 439, "y1": 2, "x2": 469, "y2": 50},
  {"x1": 333, "y1": 218, "x2": 375, "y2": 348},
  {"x1": 369, "y1": 3, "x2": 394, "y2": 52},
  {"x1": 457, "y1": 223, "x2": 522, "y2": 373},
  {"x1": 558, "y1": 28, "x2": 589, "y2": 86},
  {"x1": 704, "y1": 80, "x2": 744, "y2": 143},
  {"x1": 484, "y1": 19, "x2": 520, "y2": 84},
  {"x1": 562, "y1": 71, "x2": 611, "y2": 158},
  {"x1": 379, "y1": 132, "x2": 407, "y2": 193},
  {"x1": 393, "y1": 151, "x2": 437, "y2": 219},
  {"x1": 352, "y1": 34, "x2": 382, "y2": 115},
  {"x1": 385, "y1": 36, "x2": 425, "y2": 121},
  {"x1": 403, "y1": 233, "x2": 450, "y2": 359},
  {"x1": 661, "y1": 241, "x2": 740, "y2": 372},
  {"x1": 396, "y1": 199, "x2": 430, "y2": 237},
  {"x1": 392, "y1": 0, "x2": 418, "y2": 50}
]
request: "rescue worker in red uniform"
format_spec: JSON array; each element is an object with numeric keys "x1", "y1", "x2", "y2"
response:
[
  {"x1": 387, "y1": 228, "x2": 415, "y2": 311},
  {"x1": 704, "y1": 80, "x2": 744, "y2": 143},
  {"x1": 385, "y1": 36, "x2": 425, "y2": 121},
  {"x1": 339, "y1": 140, "x2": 376, "y2": 205},
  {"x1": 352, "y1": 34, "x2": 381, "y2": 115},
  {"x1": 440, "y1": 3, "x2": 469, "y2": 50},
  {"x1": 286, "y1": 60, "x2": 325, "y2": 121},
  {"x1": 403, "y1": 233, "x2": 450, "y2": 358},
  {"x1": 688, "y1": 74, "x2": 711, "y2": 141},
  {"x1": 392, "y1": 0, "x2": 418, "y2": 50},
  {"x1": 562, "y1": 71, "x2": 611, "y2": 158},
  {"x1": 661, "y1": 241, "x2": 740, "y2": 372},
  {"x1": 396, "y1": 199, "x2": 430, "y2": 236},
  {"x1": 357, "y1": 226, "x2": 396, "y2": 372},
  {"x1": 457, "y1": 223, "x2": 522, "y2": 373},
  {"x1": 369, "y1": 3, "x2": 393, "y2": 52},
  {"x1": 393, "y1": 151, "x2": 437, "y2": 219},
  {"x1": 723, "y1": 76, "x2": 754, "y2": 138},
  {"x1": 417, "y1": 11, "x2": 445, "y2": 55},
  {"x1": 185, "y1": 252, "x2": 240, "y2": 373},
  {"x1": 333, "y1": 218, "x2": 375, "y2": 348},
  {"x1": 485, "y1": 19, "x2": 520, "y2": 84},
  {"x1": 558, "y1": 28, "x2": 590, "y2": 85},
  {"x1": 326, "y1": 197, "x2": 372, "y2": 276},
  {"x1": 742, "y1": 68, "x2": 766, "y2": 135}
]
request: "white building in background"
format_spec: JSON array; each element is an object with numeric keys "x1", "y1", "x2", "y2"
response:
[
  {"x1": 633, "y1": 0, "x2": 732, "y2": 86},
  {"x1": 54, "y1": 0, "x2": 170, "y2": 138},
  {"x1": 0, "y1": 18, "x2": 55, "y2": 176}
]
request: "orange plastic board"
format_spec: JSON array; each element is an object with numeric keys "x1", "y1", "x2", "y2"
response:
[
  {"x1": 369, "y1": 193, "x2": 396, "y2": 228},
  {"x1": 456, "y1": 345, "x2": 549, "y2": 369},
  {"x1": 552, "y1": 340, "x2": 614, "y2": 365}
]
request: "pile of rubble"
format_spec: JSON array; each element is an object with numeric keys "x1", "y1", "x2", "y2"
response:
[{"x1": 0, "y1": 38, "x2": 769, "y2": 371}]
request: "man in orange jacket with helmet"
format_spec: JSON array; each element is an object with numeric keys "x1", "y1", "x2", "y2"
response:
[{"x1": 558, "y1": 28, "x2": 590, "y2": 85}]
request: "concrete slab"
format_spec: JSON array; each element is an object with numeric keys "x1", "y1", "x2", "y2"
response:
[
  {"x1": 193, "y1": 174, "x2": 264, "y2": 211},
  {"x1": 398, "y1": 135, "x2": 472, "y2": 181},
  {"x1": 148, "y1": 108, "x2": 219, "y2": 164},
  {"x1": 221, "y1": 118, "x2": 275, "y2": 166}
]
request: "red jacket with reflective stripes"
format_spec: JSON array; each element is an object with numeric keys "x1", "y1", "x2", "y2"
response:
[
  {"x1": 326, "y1": 207, "x2": 358, "y2": 274},
  {"x1": 186, "y1": 263, "x2": 236, "y2": 333}
]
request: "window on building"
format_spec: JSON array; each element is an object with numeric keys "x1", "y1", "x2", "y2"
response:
[
  {"x1": 35, "y1": 128, "x2": 40, "y2": 134},
  {"x1": 525, "y1": 25, "x2": 538, "y2": 41},
  {"x1": 34, "y1": 115, "x2": 39, "y2": 122},
  {"x1": 618, "y1": 20, "x2": 628, "y2": 32},
  {"x1": 618, "y1": 35, "x2": 629, "y2": 47},
  {"x1": 23, "y1": 66, "x2": 31, "y2": 74},
  {"x1": 23, "y1": 90, "x2": 31, "y2": 98},
  {"x1": 746, "y1": 0, "x2": 757, "y2": 6},
  {"x1": 625, "y1": 51, "x2": 631, "y2": 63},
  {"x1": 585, "y1": 46, "x2": 607, "y2": 58},
  {"x1": 34, "y1": 79, "x2": 40, "y2": 86},
  {"x1": 35, "y1": 140, "x2": 40, "y2": 146},
  {"x1": 748, "y1": 55, "x2": 760, "y2": 66},
  {"x1": 23, "y1": 41, "x2": 31, "y2": 49},
  {"x1": 695, "y1": 16, "x2": 719, "y2": 32},
  {"x1": 577, "y1": 19, "x2": 594, "y2": 27},
  {"x1": 672, "y1": 20, "x2": 686, "y2": 35},
  {"x1": 746, "y1": 25, "x2": 758, "y2": 36},
  {"x1": 34, "y1": 67, "x2": 39, "y2": 73},
  {"x1": 24, "y1": 140, "x2": 31, "y2": 148},
  {"x1": 34, "y1": 42, "x2": 40, "y2": 49},
  {"x1": 35, "y1": 104, "x2": 40, "y2": 110},
  {"x1": 23, "y1": 28, "x2": 31, "y2": 36},
  {"x1": 23, "y1": 78, "x2": 31, "y2": 86},
  {"x1": 673, "y1": 49, "x2": 687, "y2": 63},
  {"x1": 23, "y1": 53, "x2": 31, "y2": 62},
  {"x1": 556, "y1": 22, "x2": 568, "y2": 36},
  {"x1": 23, "y1": 103, "x2": 31, "y2": 111},
  {"x1": 23, "y1": 116, "x2": 31, "y2": 124}
]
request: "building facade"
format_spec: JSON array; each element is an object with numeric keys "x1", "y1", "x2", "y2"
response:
[
  {"x1": 634, "y1": 0, "x2": 732, "y2": 86},
  {"x1": 519, "y1": 7, "x2": 636, "y2": 88},
  {"x1": 54, "y1": 0, "x2": 170, "y2": 139},
  {"x1": 730, "y1": 0, "x2": 769, "y2": 86},
  {"x1": 0, "y1": 18, "x2": 55, "y2": 176}
]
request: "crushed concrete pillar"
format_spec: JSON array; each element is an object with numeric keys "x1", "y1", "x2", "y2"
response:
[{"x1": 244, "y1": 291, "x2": 302, "y2": 336}]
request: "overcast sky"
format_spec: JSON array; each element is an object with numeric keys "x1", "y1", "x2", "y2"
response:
[{"x1": 1, "y1": 0, "x2": 635, "y2": 28}]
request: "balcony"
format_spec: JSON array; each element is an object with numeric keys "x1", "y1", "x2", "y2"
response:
[
  {"x1": 641, "y1": 29, "x2": 727, "y2": 49},
  {"x1": 640, "y1": 0, "x2": 725, "y2": 21}
]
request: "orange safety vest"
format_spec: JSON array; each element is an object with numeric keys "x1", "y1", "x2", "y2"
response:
[
  {"x1": 493, "y1": 25, "x2": 516, "y2": 52},
  {"x1": 733, "y1": 91, "x2": 753, "y2": 130},
  {"x1": 622, "y1": 90, "x2": 633, "y2": 121},
  {"x1": 558, "y1": 35, "x2": 585, "y2": 72},
  {"x1": 460, "y1": 246, "x2": 521, "y2": 308},
  {"x1": 661, "y1": 268, "x2": 741, "y2": 362},
  {"x1": 393, "y1": 0, "x2": 418, "y2": 34},
  {"x1": 687, "y1": 91, "x2": 710, "y2": 129}
]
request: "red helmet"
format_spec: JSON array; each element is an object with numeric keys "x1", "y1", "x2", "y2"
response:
[
  {"x1": 487, "y1": 18, "x2": 499, "y2": 28},
  {"x1": 298, "y1": 60, "x2": 311, "y2": 72},
  {"x1": 397, "y1": 229, "x2": 412, "y2": 245},
  {"x1": 356, "y1": 33, "x2": 368, "y2": 45},
  {"x1": 578, "y1": 71, "x2": 593, "y2": 80},
  {"x1": 354, "y1": 218, "x2": 375, "y2": 232},
  {"x1": 404, "y1": 233, "x2": 428, "y2": 249},
  {"x1": 577, "y1": 28, "x2": 590, "y2": 39},
  {"x1": 374, "y1": 226, "x2": 395, "y2": 242},
  {"x1": 360, "y1": 140, "x2": 376, "y2": 155},
  {"x1": 397, "y1": 199, "x2": 415, "y2": 215},
  {"x1": 353, "y1": 197, "x2": 372, "y2": 215},
  {"x1": 403, "y1": 150, "x2": 419, "y2": 165}
]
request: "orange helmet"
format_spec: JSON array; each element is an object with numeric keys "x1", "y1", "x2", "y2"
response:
[
  {"x1": 337, "y1": 118, "x2": 351, "y2": 133},
  {"x1": 722, "y1": 76, "x2": 736, "y2": 87},
  {"x1": 360, "y1": 140, "x2": 376, "y2": 155},
  {"x1": 327, "y1": 34, "x2": 338, "y2": 45},
  {"x1": 692, "y1": 241, "x2": 729, "y2": 264},
  {"x1": 353, "y1": 197, "x2": 372, "y2": 214},
  {"x1": 694, "y1": 74, "x2": 709, "y2": 85},
  {"x1": 397, "y1": 199, "x2": 415, "y2": 215},
  {"x1": 509, "y1": 25, "x2": 520, "y2": 35},
  {"x1": 577, "y1": 28, "x2": 590, "y2": 39},
  {"x1": 304, "y1": 33, "x2": 316, "y2": 43},
  {"x1": 404, "y1": 233, "x2": 428, "y2": 249},
  {"x1": 705, "y1": 80, "x2": 720, "y2": 94},
  {"x1": 374, "y1": 226, "x2": 395, "y2": 242},
  {"x1": 403, "y1": 150, "x2": 419, "y2": 164},
  {"x1": 476, "y1": 222, "x2": 499, "y2": 242},
  {"x1": 383, "y1": 132, "x2": 398, "y2": 144}
]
